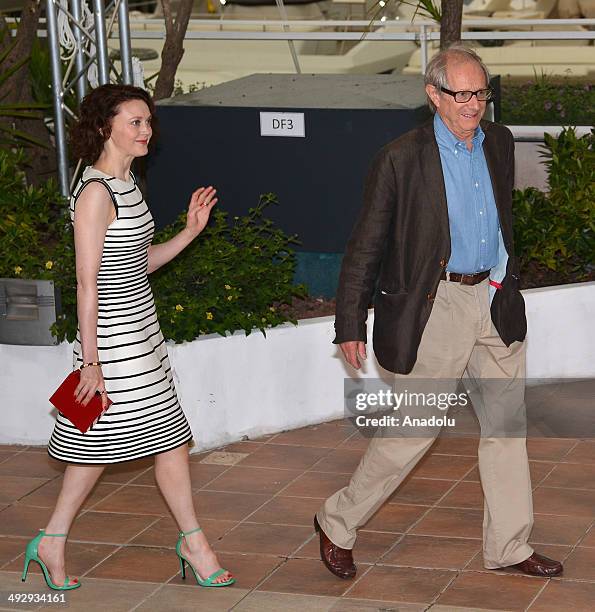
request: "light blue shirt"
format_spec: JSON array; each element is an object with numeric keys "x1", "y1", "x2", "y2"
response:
[{"x1": 434, "y1": 113, "x2": 499, "y2": 274}]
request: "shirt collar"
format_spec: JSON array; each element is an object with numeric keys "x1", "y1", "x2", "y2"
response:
[{"x1": 433, "y1": 112, "x2": 484, "y2": 152}]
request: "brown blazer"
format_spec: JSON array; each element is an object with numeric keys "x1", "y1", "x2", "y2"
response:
[{"x1": 334, "y1": 118, "x2": 527, "y2": 374}]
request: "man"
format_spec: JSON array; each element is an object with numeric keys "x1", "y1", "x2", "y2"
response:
[{"x1": 314, "y1": 44, "x2": 563, "y2": 579}]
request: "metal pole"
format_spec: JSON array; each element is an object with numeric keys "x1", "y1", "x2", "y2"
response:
[
  {"x1": 70, "y1": 0, "x2": 87, "y2": 102},
  {"x1": 420, "y1": 24, "x2": 428, "y2": 75},
  {"x1": 274, "y1": 0, "x2": 301, "y2": 74},
  {"x1": 117, "y1": 0, "x2": 133, "y2": 84},
  {"x1": 92, "y1": 0, "x2": 110, "y2": 84},
  {"x1": 45, "y1": 0, "x2": 70, "y2": 198}
]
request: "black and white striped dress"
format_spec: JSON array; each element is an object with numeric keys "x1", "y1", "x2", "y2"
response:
[{"x1": 48, "y1": 167, "x2": 193, "y2": 464}]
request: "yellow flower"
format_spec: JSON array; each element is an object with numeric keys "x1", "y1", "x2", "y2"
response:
[
  {"x1": 14, "y1": 266, "x2": 22, "y2": 275},
  {"x1": 45, "y1": 260, "x2": 53, "y2": 270},
  {"x1": 206, "y1": 311, "x2": 214, "y2": 320},
  {"x1": 261, "y1": 317, "x2": 266, "y2": 322},
  {"x1": 227, "y1": 295, "x2": 233, "y2": 301},
  {"x1": 269, "y1": 306, "x2": 276, "y2": 312},
  {"x1": 175, "y1": 304, "x2": 184, "y2": 312},
  {"x1": 224, "y1": 284, "x2": 231, "y2": 290}
]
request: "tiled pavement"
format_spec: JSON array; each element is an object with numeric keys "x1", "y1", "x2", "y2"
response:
[{"x1": 0, "y1": 419, "x2": 594, "y2": 611}]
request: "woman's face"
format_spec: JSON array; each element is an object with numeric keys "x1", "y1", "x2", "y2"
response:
[{"x1": 105, "y1": 99, "x2": 152, "y2": 158}]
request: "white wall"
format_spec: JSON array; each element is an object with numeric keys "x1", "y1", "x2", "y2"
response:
[{"x1": 1, "y1": 282, "x2": 593, "y2": 449}]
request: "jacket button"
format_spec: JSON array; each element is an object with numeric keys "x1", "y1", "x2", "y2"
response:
[
  {"x1": 427, "y1": 293, "x2": 434, "y2": 301},
  {"x1": 440, "y1": 258, "x2": 447, "y2": 267}
]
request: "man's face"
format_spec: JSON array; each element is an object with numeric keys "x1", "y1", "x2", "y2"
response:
[{"x1": 426, "y1": 59, "x2": 488, "y2": 143}]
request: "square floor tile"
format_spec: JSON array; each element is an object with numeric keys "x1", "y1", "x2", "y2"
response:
[
  {"x1": 193, "y1": 491, "x2": 270, "y2": 522},
  {"x1": 411, "y1": 508, "x2": 483, "y2": 539},
  {"x1": 0, "y1": 453, "x2": 64, "y2": 479},
  {"x1": 132, "y1": 462, "x2": 228, "y2": 489},
  {"x1": 579, "y1": 526, "x2": 595, "y2": 547},
  {"x1": 330, "y1": 598, "x2": 425, "y2": 611},
  {"x1": 430, "y1": 436, "x2": 479, "y2": 457},
  {"x1": 136, "y1": 583, "x2": 249, "y2": 611},
  {"x1": 561, "y1": 546, "x2": 595, "y2": 581},
  {"x1": 18, "y1": 479, "x2": 120, "y2": 510},
  {"x1": 203, "y1": 466, "x2": 302, "y2": 496},
  {"x1": 0, "y1": 476, "x2": 49, "y2": 505},
  {"x1": 257, "y1": 558, "x2": 352, "y2": 597},
  {"x1": 86, "y1": 546, "x2": 178, "y2": 582},
  {"x1": 272, "y1": 424, "x2": 353, "y2": 448},
  {"x1": 529, "y1": 580, "x2": 595, "y2": 611},
  {"x1": 279, "y1": 472, "x2": 351, "y2": 499},
  {"x1": 91, "y1": 485, "x2": 170, "y2": 516},
  {"x1": 310, "y1": 449, "x2": 364, "y2": 474},
  {"x1": 69, "y1": 511, "x2": 158, "y2": 544},
  {"x1": 0, "y1": 537, "x2": 28, "y2": 569},
  {"x1": 347, "y1": 565, "x2": 455, "y2": 604},
  {"x1": 381, "y1": 535, "x2": 481, "y2": 569},
  {"x1": 529, "y1": 514, "x2": 593, "y2": 546},
  {"x1": 540, "y1": 463, "x2": 595, "y2": 490},
  {"x1": 409, "y1": 455, "x2": 476, "y2": 480},
  {"x1": 365, "y1": 503, "x2": 429, "y2": 534},
  {"x1": 235, "y1": 590, "x2": 338, "y2": 612},
  {"x1": 532, "y1": 487, "x2": 595, "y2": 517},
  {"x1": 238, "y1": 444, "x2": 330, "y2": 471},
  {"x1": 437, "y1": 481, "x2": 483, "y2": 509},
  {"x1": 248, "y1": 496, "x2": 321, "y2": 527},
  {"x1": 102, "y1": 456, "x2": 153, "y2": 484},
  {"x1": 436, "y1": 571, "x2": 545, "y2": 610},
  {"x1": 560, "y1": 441, "x2": 595, "y2": 465},
  {"x1": 388, "y1": 477, "x2": 454, "y2": 506},
  {"x1": 213, "y1": 523, "x2": 311, "y2": 556},
  {"x1": 43, "y1": 577, "x2": 158, "y2": 612},
  {"x1": 526, "y1": 439, "x2": 577, "y2": 462},
  {"x1": 0, "y1": 505, "x2": 53, "y2": 537}
]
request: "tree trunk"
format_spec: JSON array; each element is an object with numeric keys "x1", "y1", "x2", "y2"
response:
[
  {"x1": 153, "y1": 0, "x2": 194, "y2": 100},
  {"x1": 440, "y1": 0, "x2": 464, "y2": 49}
]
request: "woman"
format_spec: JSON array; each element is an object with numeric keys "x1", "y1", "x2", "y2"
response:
[{"x1": 22, "y1": 84, "x2": 234, "y2": 590}]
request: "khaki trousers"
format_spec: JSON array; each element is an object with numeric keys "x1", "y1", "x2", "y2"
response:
[{"x1": 318, "y1": 278, "x2": 534, "y2": 568}]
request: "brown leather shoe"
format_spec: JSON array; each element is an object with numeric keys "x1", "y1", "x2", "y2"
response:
[
  {"x1": 313, "y1": 515, "x2": 356, "y2": 579},
  {"x1": 510, "y1": 552, "x2": 563, "y2": 577}
]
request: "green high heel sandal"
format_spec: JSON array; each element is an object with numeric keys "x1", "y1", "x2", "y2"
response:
[
  {"x1": 175, "y1": 527, "x2": 235, "y2": 587},
  {"x1": 22, "y1": 530, "x2": 81, "y2": 591}
]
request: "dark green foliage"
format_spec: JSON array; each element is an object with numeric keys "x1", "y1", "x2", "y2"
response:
[
  {"x1": 151, "y1": 194, "x2": 308, "y2": 340},
  {"x1": 501, "y1": 76, "x2": 594, "y2": 126},
  {"x1": 513, "y1": 128, "x2": 594, "y2": 278}
]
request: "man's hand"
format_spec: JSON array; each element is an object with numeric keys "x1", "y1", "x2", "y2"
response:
[{"x1": 340, "y1": 341, "x2": 367, "y2": 369}]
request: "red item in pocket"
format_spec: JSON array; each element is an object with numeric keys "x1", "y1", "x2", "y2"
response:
[{"x1": 49, "y1": 370, "x2": 111, "y2": 434}]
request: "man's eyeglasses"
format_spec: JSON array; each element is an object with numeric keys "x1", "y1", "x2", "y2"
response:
[{"x1": 440, "y1": 87, "x2": 494, "y2": 103}]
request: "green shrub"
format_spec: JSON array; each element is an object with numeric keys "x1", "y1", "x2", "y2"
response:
[
  {"x1": 513, "y1": 128, "x2": 594, "y2": 278},
  {"x1": 501, "y1": 76, "x2": 594, "y2": 126},
  {"x1": 0, "y1": 149, "x2": 306, "y2": 343},
  {"x1": 0, "y1": 149, "x2": 76, "y2": 339},
  {"x1": 151, "y1": 194, "x2": 307, "y2": 341}
]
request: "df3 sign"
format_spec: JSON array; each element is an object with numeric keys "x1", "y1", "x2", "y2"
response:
[{"x1": 260, "y1": 112, "x2": 305, "y2": 138}]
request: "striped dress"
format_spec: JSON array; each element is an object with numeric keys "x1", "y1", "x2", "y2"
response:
[{"x1": 48, "y1": 167, "x2": 193, "y2": 464}]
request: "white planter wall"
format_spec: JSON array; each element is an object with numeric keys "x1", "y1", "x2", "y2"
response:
[{"x1": 1, "y1": 282, "x2": 593, "y2": 450}]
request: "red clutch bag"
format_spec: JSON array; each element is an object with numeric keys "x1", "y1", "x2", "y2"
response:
[{"x1": 49, "y1": 370, "x2": 112, "y2": 434}]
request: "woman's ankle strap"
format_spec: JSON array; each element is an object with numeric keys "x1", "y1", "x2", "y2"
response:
[
  {"x1": 179, "y1": 527, "x2": 202, "y2": 537},
  {"x1": 40, "y1": 529, "x2": 67, "y2": 537}
]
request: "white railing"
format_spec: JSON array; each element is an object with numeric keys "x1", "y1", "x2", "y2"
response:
[{"x1": 21, "y1": 17, "x2": 595, "y2": 73}]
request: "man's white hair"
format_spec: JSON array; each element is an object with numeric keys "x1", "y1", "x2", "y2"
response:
[{"x1": 424, "y1": 43, "x2": 491, "y2": 113}]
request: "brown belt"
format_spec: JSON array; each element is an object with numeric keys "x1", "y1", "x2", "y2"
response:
[{"x1": 440, "y1": 270, "x2": 490, "y2": 285}]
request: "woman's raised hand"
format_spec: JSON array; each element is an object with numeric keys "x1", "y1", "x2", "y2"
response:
[{"x1": 186, "y1": 186, "x2": 218, "y2": 238}]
